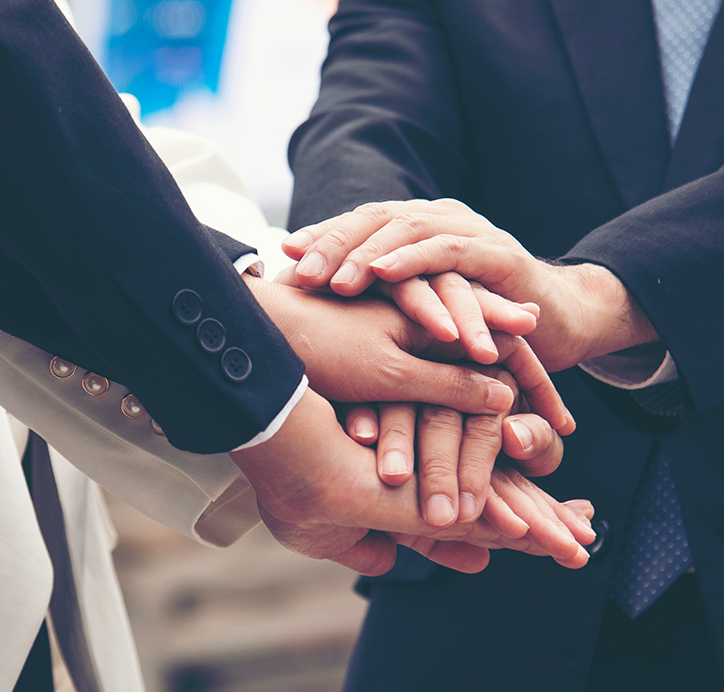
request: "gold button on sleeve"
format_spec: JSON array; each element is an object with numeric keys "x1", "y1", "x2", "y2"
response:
[
  {"x1": 150, "y1": 419, "x2": 165, "y2": 437},
  {"x1": 50, "y1": 357, "x2": 77, "y2": 380},
  {"x1": 82, "y1": 373, "x2": 110, "y2": 396},
  {"x1": 121, "y1": 394, "x2": 146, "y2": 420}
]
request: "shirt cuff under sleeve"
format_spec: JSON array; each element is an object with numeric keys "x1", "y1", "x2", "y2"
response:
[
  {"x1": 231, "y1": 375, "x2": 308, "y2": 451},
  {"x1": 579, "y1": 349, "x2": 679, "y2": 390},
  {"x1": 233, "y1": 252, "x2": 265, "y2": 279}
]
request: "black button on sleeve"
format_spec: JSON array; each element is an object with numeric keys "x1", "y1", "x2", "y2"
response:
[
  {"x1": 173, "y1": 289, "x2": 203, "y2": 325},
  {"x1": 221, "y1": 347, "x2": 252, "y2": 383},
  {"x1": 197, "y1": 318, "x2": 226, "y2": 353}
]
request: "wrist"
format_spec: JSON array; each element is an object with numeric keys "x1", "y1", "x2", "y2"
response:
[
  {"x1": 563, "y1": 263, "x2": 659, "y2": 360},
  {"x1": 242, "y1": 275, "x2": 308, "y2": 348},
  {"x1": 228, "y1": 388, "x2": 336, "y2": 507}
]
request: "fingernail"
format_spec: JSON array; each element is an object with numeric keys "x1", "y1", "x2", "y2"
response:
[
  {"x1": 369, "y1": 252, "x2": 399, "y2": 271},
  {"x1": 353, "y1": 416, "x2": 376, "y2": 440},
  {"x1": 441, "y1": 315, "x2": 460, "y2": 340},
  {"x1": 458, "y1": 493, "x2": 477, "y2": 523},
  {"x1": 578, "y1": 520, "x2": 597, "y2": 543},
  {"x1": 487, "y1": 382, "x2": 514, "y2": 412},
  {"x1": 381, "y1": 450, "x2": 409, "y2": 477},
  {"x1": 332, "y1": 262, "x2": 357, "y2": 285},
  {"x1": 508, "y1": 419, "x2": 534, "y2": 452},
  {"x1": 477, "y1": 332, "x2": 498, "y2": 358},
  {"x1": 565, "y1": 499, "x2": 594, "y2": 518},
  {"x1": 511, "y1": 306, "x2": 537, "y2": 322},
  {"x1": 297, "y1": 251, "x2": 325, "y2": 278},
  {"x1": 284, "y1": 230, "x2": 312, "y2": 251},
  {"x1": 522, "y1": 302, "x2": 541, "y2": 318},
  {"x1": 575, "y1": 544, "x2": 590, "y2": 565},
  {"x1": 565, "y1": 407, "x2": 576, "y2": 429},
  {"x1": 511, "y1": 514, "x2": 531, "y2": 533},
  {"x1": 426, "y1": 495, "x2": 455, "y2": 526}
]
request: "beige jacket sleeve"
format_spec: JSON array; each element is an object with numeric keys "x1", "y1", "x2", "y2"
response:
[{"x1": 0, "y1": 103, "x2": 295, "y2": 547}]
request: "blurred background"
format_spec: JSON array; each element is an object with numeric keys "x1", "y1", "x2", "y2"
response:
[
  {"x1": 70, "y1": 0, "x2": 338, "y2": 226},
  {"x1": 65, "y1": 1, "x2": 369, "y2": 690}
]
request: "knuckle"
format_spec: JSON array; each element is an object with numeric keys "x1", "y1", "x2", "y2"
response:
[
  {"x1": 419, "y1": 458, "x2": 459, "y2": 483},
  {"x1": 321, "y1": 227, "x2": 356, "y2": 251},
  {"x1": 505, "y1": 467, "x2": 534, "y2": 492},
  {"x1": 396, "y1": 213, "x2": 428, "y2": 235},
  {"x1": 463, "y1": 414, "x2": 502, "y2": 441},
  {"x1": 438, "y1": 234, "x2": 466, "y2": 252},
  {"x1": 353, "y1": 201, "x2": 392, "y2": 221},
  {"x1": 491, "y1": 468, "x2": 515, "y2": 488},
  {"x1": 350, "y1": 236, "x2": 390, "y2": 260},
  {"x1": 433, "y1": 198, "x2": 466, "y2": 213},
  {"x1": 419, "y1": 405, "x2": 463, "y2": 430},
  {"x1": 380, "y1": 420, "x2": 412, "y2": 441},
  {"x1": 433, "y1": 271, "x2": 469, "y2": 291}
]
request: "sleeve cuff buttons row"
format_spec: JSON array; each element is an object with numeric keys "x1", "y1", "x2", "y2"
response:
[
  {"x1": 49, "y1": 356, "x2": 165, "y2": 436},
  {"x1": 172, "y1": 289, "x2": 252, "y2": 384}
]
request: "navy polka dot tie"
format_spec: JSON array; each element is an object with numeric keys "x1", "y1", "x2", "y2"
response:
[
  {"x1": 609, "y1": 0, "x2": 722, "y2": 619},
  {"x1": 610, "y1": 451, "x2": 692, "y2": 619},
  {"x1": 651, "y1": 0, "x2": 722, "y2": 142}
]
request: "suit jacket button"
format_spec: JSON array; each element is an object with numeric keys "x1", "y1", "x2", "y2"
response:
[
  {"x1": 586, "y1": 518, "x2": 610, "y2": 560},
  {"x1": 121, "y1": 394, "x2": 146, "y2": 419},
  {"x1": 221, "y1": 348, "x2": 252, "y2": 383},
  {"x1": 50, "y1": 356, "x2": 76, "y2": 379},
  {"x1": 150, "y1": 419, "x2": 165, "y2": 436},
  {"x1": 197, "y1": 318, "x2": 226, "y2": 353},
  {"x1": 173, "y1": 289, "x2": 203, "y2": 325},
  {"x1": 82, "y1": 373, "x2": 110, "y2": 396}
]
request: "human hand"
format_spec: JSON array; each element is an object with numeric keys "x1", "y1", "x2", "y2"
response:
[
  {"x1": 343, "y1": 397, "x2": 593, "y2": 565},
  {"x1": 283, "y1": 199, "x2": 659, "y2": 371},
  {"x1": 229, "y1": 388, "x2": 592, "y2": 576},
  {"x1": 345, "y1": 358, "x2": 572, "y2": 517},
  {"x1": 247, "y1": 276, "x2": 570, "y2": 431},
  {"x1": 275, "y1": 262, "x2": 541, "y2": 365}
]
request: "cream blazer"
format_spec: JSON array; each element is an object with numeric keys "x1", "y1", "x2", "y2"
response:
[{"x1": 0, "y1": 10, "x2": 294, "y2": 683}]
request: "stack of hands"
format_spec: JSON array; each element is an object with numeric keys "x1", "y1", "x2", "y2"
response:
[{"x1": 230, "y1": 200, "x2": 659, "y2": 576}]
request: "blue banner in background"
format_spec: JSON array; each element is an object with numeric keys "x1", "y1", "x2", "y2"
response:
[{"x1": 106, "y1": 0, "x2": 235, "y2": 115}]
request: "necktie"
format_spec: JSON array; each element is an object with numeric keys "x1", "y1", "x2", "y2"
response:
[
  {"x1": 651, "y1": 0, "x2": 722, "y2": 142},
  {"x1": 14, "y1": 442, "x2": 54, "y2": 692},
  {"x1": 609, "y1": 0, "x2": 722, "y2": 619},
  {"x1": 610, "y1": 447, "x2": 693, "y2": 618},
  {"x1": 24, "y1": 432, "x2": 101, "y2": 692}
]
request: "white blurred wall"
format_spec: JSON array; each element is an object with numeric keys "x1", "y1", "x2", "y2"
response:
[{"x1": 69, "y1": 0, "x2": 334, "y2": 228}]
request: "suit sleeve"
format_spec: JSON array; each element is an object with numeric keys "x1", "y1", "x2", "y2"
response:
[
  {"x1": 563, "y1": 169, "x2": 724, "y2": 424},
  {"x1": 0, "y1": 0, "x2": 305, "y2": 454},
  {"x1": 288, "y1": 0, "x2": 467, "y2": 229}
]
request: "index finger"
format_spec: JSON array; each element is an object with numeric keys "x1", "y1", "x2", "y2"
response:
[
  {"x1": 486, "y1": 335, "x2": 574, "y2": 433},
  {"x1": 285, "y1": 199, "x2": 479, "y2": 292}
]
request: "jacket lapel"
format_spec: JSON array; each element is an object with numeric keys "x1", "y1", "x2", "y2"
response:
[
  {"x1": 664, "y1": 6, "x2": 724, "y2": 190},
  {"x1": 549, "y1": 0, "x2": 670, "y2": 208}
]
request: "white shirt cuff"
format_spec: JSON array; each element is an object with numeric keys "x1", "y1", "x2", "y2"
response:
[
  {"x1": 231, "y1": 375, "x2": 308, "y2": 451},
  {"x1": 579, "y1": 350, "x2": 679, "y2": 390},
  {"x1": 233, "y1": 252, "x2": 265, "y2": 279}
]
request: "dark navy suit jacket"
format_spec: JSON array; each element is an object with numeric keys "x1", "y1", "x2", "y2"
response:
[
  {"x1": 289, "y1": 1, "x2": 724, "y2": 688},
  {"x1": 0, "y1": 0, "x2": 305, "y2": 454}
]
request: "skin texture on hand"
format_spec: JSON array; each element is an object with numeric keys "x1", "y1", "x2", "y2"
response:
[
  {"x1": 283, "y1": 199, "x2": 660, "y2": 372},
  {"x1": 246, "y1": 275, "x2": 570, "y2": 431},
  {"x1": 342, "y1": 394, "x2": 591, "y2": 558},
  {"x1": 229, "y1": 388, "x2": 593, "y2": 576},
  {"x1": 344, "y1": 358, "x2": 573, "y2": 528}
]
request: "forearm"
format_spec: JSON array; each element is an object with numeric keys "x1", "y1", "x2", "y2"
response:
[
  {"x1": 564, "y1": 168, "x2": 724, "y2": 415},
  {"x1": 0, "y1": 0, "x2": 306, "y2": 453}
]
